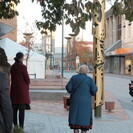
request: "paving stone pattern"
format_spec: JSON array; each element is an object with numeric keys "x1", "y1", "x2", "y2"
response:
[{"x1": 23, "y1": 73, "x2": 133, "y2": 133}]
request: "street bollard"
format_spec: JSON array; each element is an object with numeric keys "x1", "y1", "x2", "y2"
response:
[{"x1": 105, "y1": 101, "x2": 115, "y2": 112}]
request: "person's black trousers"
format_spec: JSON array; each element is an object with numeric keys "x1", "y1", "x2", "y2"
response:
[{"x1": 13, "y1": 106, "x2": 25, "y2": 128}]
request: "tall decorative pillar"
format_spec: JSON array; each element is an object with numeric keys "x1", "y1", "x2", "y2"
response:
[{"x1": 92, "y1": 0, "x2": 106, "y2": 117}]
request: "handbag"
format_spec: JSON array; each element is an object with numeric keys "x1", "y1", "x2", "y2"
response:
[
  {"x1": 25, "y1": 104, "x2": 31, "y2": 110},
  {"x1": 66, "y1": 98, "x2": 70, "y2": 106},
  {"x1": 66, "y1": 76, "x2": 87, "y2": 106}
]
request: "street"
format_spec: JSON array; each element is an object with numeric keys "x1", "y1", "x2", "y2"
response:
[{"x1": 24, "y1": 72, "x2": 133, "y2": 133}]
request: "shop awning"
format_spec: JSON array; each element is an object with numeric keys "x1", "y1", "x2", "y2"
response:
[
  {"x1": 0, "y1": 22, "x2": 14, "y2": 37},
  {"x1": 104, "y1": 40, "x2": 121, "y2": 53}
]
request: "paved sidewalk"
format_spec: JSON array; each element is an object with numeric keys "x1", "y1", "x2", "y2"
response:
[
  {"x1": 23, "y1": 90, "x2": 132, "y2": 133},
  {"x1": 22, "y1": 73, "x2": 133, "y2": 133}
]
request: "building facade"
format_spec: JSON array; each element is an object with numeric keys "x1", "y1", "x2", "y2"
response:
[
  {"x1": 105, "y1": 9, "x2": 133, "y2": 75},
  {"x1": 54, "y1": 47, "x2": 66, "y2": 70},
  {"x1": 0, "y1": 17, "x2": 17, "y2": 42}
]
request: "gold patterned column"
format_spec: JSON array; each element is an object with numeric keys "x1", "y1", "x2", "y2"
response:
[{"x1": 92, "y1": 0, "x2": 106, "y2": 117}]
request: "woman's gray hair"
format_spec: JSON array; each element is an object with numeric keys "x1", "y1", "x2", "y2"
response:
[{"x1": 78, "y1": 65, "x2": 89, "y2": 74}]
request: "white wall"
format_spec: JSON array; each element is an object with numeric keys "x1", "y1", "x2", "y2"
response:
[{"x1": 8, "y1": 58, "x2": 45, "y2": 79}]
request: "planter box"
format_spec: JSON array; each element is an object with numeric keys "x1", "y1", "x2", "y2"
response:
[{"x1": 105, "y1": 101, "x2": 115, "y2": 112}]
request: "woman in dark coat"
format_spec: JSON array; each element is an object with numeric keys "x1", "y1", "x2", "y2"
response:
[
  {"x1": 0, "y1": 72, "x2": 13, "y2": 133},
  {"x1": 66, "y1": 65, "x2": 98, "y2": 133},
  {"x1": 10, "y1": 52, "x2": 30, "y2": 128},
  {"x1": 0, "y1": 47, "x2": 11, "y2": 87}
]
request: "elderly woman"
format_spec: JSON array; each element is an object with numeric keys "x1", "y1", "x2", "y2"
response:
[{"x1": 66, "y1": 65, "x2": 98, "y2": 133}]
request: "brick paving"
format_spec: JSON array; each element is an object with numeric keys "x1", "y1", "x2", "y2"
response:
[
  {"x1": 23, "y1": 73, "x2": 133, "y2": 133},
  {"x1": 28, "y1": 90, "x2": 128, "y2": 121}
]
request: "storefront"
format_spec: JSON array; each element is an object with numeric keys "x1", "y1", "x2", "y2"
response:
[
  {"x1": 105, "y1": 56, "x2": 114, "y2": 73},
  {"x1": 113, "y1": 57, "x2": 121, "y2": 74},
  {"x1": 105, "y1": 56, "x2": 124, "y2": 74},
  {"x1": 115, "y1": 47, "x2": 133, "y2": 75}
]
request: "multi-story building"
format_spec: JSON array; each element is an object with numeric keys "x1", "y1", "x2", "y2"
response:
[
  {"x1": 0, "y1": 17, "x2": 17, "y2": 42},
  {"x1": 104, "y1": 9, "x2": 122, "y2": 74},
  {"x1": 54, "y1": 47, "x2": 66, "y2": 70},
  {"x1": 105, "y1": 9, "x2": 133, "y2": 75}
]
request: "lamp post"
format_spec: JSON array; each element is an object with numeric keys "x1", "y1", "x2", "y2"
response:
[
  {"x1": 69, "y1": 33, "x2": 76, "y2": 70},
  {"x1": 76, "y1": 56, "x2": 80, "y2": 72},
  {"x1": 62, "y1": 20, "x2": 64, "y2": 78},
  {"x1": 65, "y1": 37, "x2": 71, "y2": 71},
  {"x1": 45, "y1": 52, "x2": 52, "y2": 78},
  {"x1": 23, "y1": 32, "x2": 33, "y2": 67},
  {"x1": 50, "y1": 31, "x2": 53, "y2": 69}
]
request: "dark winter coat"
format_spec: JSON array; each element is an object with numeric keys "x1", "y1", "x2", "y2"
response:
[
  {"x1": 66, "y1": 73, "x2": 98, "y2": 127},
  {"x1": 10, "y1": 61, "x2": 30, "y2": 104},
  {"x1": 0, "y1": 72, "x2": 13, "y2": 133}
]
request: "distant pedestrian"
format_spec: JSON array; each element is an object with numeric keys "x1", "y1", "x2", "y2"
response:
[
  {"x1": 66, "y1": 65, "x2": 98, "y2": 133},
  {"x1": 10, "y1": 52, "x2": 31, "y2": 129},
  {"x1": 53, "y1": 65, "x2": 57, "y2": 77},
  {"x1": 0, "y1": 72, "x2": 13, "y2": 133},
  {"x1": 128, "y1": 65, "x2": 131, "y2": 72}
]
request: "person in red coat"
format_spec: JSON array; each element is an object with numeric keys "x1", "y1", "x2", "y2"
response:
[{"x1": 10, "y1": 52, "x2": 30, "y2": 129}]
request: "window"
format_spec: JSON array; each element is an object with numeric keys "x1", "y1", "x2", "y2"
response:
[{"x1": 117, "y1": 15, "x2": 122, "y2": 40}]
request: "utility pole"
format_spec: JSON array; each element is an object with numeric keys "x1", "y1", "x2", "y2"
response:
[
  {"x1": 50, "y1": 31, "x2": 53, "y2": 69},
  {"x1": 92, "y1": 0, "x2": 105, "y2": 117},
  {"x1": 62, "y1": 20, "x2": 64, "y2": 78}
]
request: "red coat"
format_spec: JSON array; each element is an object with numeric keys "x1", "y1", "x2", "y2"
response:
[{"x1": 10, "y1": 61, "x2": 30, "y2": 104}]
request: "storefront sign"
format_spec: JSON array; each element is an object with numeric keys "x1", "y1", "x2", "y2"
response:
[{"x1": 115, "y1": 48, "x2": 132, "y2": 55}]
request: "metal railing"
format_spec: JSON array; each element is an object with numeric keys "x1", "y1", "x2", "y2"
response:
[{"x1": 29, "y1": 73, "x2": 36, "y2": 79}]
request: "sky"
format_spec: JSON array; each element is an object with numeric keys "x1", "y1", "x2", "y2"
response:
[{"x1": 17, "y1": 0, "x2": 112, "y2": 47}]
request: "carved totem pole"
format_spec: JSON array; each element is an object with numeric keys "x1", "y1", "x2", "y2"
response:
[{"x1": 92, "y1": 0, "x2": 106, "y2": 117}]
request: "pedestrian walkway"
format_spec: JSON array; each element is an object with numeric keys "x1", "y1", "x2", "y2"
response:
[
  {"x1": 105, "y1": 73, "x2": 133, "y2": 80},
  {"x1": 22, "y1": 73, "x2": 133, "y2": 133},
  {"x1": 23, "y1": 90, "x2": 132, "y2": 133},
  {"x1": 63, "y1": 71, "x2": 133, "y2": 80}
]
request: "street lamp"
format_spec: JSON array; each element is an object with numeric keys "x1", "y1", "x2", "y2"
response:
[
  {"x1": 23, "y1": 32, "x2": 33, "y2": 67},
  {"x1": 65, "y1": 37, "x2": 71, "y2": 71},
  {"x1": 76, "y1": 56, "x2": 80, "y2": 72},
  {"x1": 69, "y1": 33, "x2": 76, "y2": 70},
  {"x1": 50, "y1": 31, "x2": 53, "y2": 69},
  {"x1": 45, "y1": 52, "x2": 53, "y2": 78}
]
